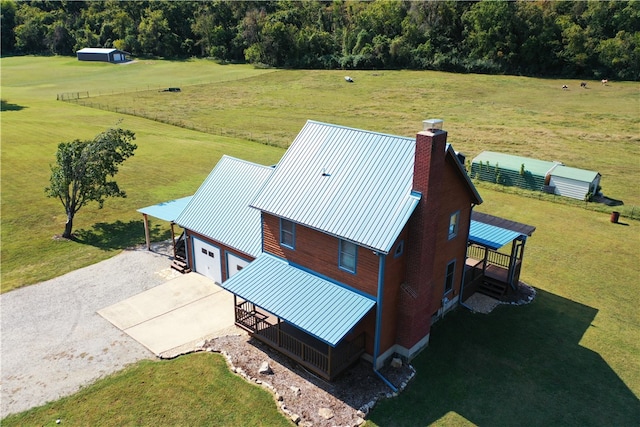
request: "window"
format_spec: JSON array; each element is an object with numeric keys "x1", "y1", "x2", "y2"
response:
[
  {"x1": 394, "y1": 240, "x2": 405, "y2": 258},
  {"x1": 449, "y1": 211, "x2": 460, "y2": 239},
  {"x1": 339, "y1": 240, "x2": 357, "y2": 273},
  {"x1": 444, "y1": 260, "x2": 456, "y2": 294},
  {"x1": 280, "y1": 218, "x2": 295, "y2": 249}
]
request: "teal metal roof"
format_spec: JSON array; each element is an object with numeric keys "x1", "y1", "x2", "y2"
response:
[
  {"x1": 137, "y1": 196, "x2": 193, "y2": 222},
  {"x1": 175, "y1": 156, "x2": 273, "y2": 257},
  {"x1": 551, "y1": 165, "x2": 600, "y2": 182},
  {"x1": 469, "y1": 220, "x2": 523, "y2": 250},
  {"x1": 472, "y1": 151, "x2": 556, "y2": 177},
  {"x1": 250, "y1": 121, "x2": 421, "y2": 254},
  {"x1": 222, "y1": 253, "x2": 376, "y2": 347}
]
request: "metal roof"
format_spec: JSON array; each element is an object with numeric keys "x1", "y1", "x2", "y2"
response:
[
  {"x1": 175, "y1": 156, "x2": 273, "y2": 258},
  {"x1": 221, "y1": 253, "x2": 376, "y2": 347},
  {"x1": 472, "y1": 151, "x2": 557, "y2": 177},
  {"x1": 472, "y1": 211, "x2": 536, "y2": 237},
  {"x1": 469, "y1": 220, "x2": 524, "y2": 250},
  {"x1": 250, "y1": 120, "x2": 420, "y2": 254},
  {"x1": 551, "y1": 165, "x2": 600, "y2": 183},
  {"x1": 77, "y1": 48, "x2": 121, "y2": 54},
  {"x1": 137, "y1": 196, "x2": 193, "y2": 222}
]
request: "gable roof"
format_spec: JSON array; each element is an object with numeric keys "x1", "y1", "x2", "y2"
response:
[
  {"x1": 250, "y1": 121, "x2": 421, "y2": 254},
  {"x1": 176, "y1": 156, "x2": 273, "y2": 257},
  {"x1": 551, "y1": 165, "x2": 600, "y2": 183}
]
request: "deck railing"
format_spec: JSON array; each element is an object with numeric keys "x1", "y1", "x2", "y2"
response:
[
  {"x1": 234, "y1": 302, "x2": 365, "y2": 380},
  {"x1": 467, "y1": 244, "x2": 511, "y2": 269}
]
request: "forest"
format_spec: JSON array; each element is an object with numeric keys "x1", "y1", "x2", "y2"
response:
[{"x1": 1, "y1": 0, "x2": 638, "y2": 80}]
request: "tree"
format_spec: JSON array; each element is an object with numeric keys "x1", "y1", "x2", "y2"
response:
[{"x1": 45, "y1": 128, "x2": 137, "y2": 239}]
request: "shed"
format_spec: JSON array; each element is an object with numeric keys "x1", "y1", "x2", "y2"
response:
[
  {"x1": 470, "y1": 151, "x2": 601, "y2": 200},
  {"x1": 470, "y1": 151, "x2": 553, "y2": 191},
  {"x1": 76, "y1": 48, "x2": 130, "y2": 63},
  {"x1": 547, "y1": 165, "x2": 601, "y2": 200}
]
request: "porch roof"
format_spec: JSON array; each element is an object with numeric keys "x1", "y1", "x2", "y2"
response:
[
  {"x1": 469, "y1": 220, "x2": 523, "y2": 250},
  {"x1": 137, "y1": 196, "x2": 193, "y2": 222},
  {"x1": 222, "y1": 253, "x2": 376, "y2": 347}
]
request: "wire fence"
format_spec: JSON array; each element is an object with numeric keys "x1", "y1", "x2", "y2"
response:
[{"x1": 57, "y1": 85, "x2": 289, "y2": 148}]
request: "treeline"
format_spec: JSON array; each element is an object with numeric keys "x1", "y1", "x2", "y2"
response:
[{"x1": 2, "y1": 0, "x2": 638, "y2": 80}]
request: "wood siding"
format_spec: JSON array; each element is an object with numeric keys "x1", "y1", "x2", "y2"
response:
[{"x1": 262, "y1": 213, "x2": 379, "y2": 297}]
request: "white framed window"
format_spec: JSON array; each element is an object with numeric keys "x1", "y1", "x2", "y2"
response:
[
  {"x1": 444, "y1": 260, "x2": 456, "y2": 294},
  {"x1": 449, "y1": 211, "x2": 460, "y2": 239},
  {"x1": 339, "y1": 240, "x2": 357, "y2": 273},
  {"x1": 280, "y1": 218, "x2": 295, "y2": 249}
]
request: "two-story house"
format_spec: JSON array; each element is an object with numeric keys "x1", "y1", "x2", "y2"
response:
[{"x1": 163, "y1": 119, "x2": 488, "y2": 381}]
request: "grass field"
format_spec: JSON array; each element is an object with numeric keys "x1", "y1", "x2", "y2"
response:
[
  {"x1": 1, "y1": 353, "x2": 290, "y2": 426},
  {"x1": 1, "y1": 56, "x2": 638, "y2": 425}
]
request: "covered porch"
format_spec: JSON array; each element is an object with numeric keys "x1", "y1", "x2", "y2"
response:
[
  {"x1": 463, "y1": 212, "x2": 536, "y2": 300},
  {"x1": 222, "y1": 253, "x2": 375, "y2": 381},
  {"x1": 137, "y1": 196, "x2": 193, "y2": 272}
]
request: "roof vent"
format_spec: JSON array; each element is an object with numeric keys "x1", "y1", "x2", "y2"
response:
[{"x1": 423, "y1": 119, "x2": 443, "y2": 132}]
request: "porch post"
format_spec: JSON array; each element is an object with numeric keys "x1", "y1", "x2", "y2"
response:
[
  {"x1": 508, "y1": 239, "x2": 518, "y2": 288},
  {"x1": 142, "y1": 213, "x2": 151, "y2": 250},
  {"x1": 170, "y1": 222, "x2": 177, "y2": 259},
  {"x1": 482, "y1": 246, "x2": 489, "y2": 273},
  {"x1": 328, "y1": 345, "x2": 332, "y2": 379},
  {"x1": 277, "y1": 317, "x2": 281, "y2": 347}
]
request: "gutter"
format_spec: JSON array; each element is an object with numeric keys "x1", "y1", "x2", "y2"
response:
[{"x1": 373, "y1": 252, "x2": 398, "y2": 393}]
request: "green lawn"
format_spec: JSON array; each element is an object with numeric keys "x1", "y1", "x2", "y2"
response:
[
  {"x1": 1, "y1": 353, "x2": 290, "y2": 427},
  {"x1": 1, "y1": 56, "x2": 638, "y2": 425},
  {"x1": 1, "y1": 56, "x2": 283, "y2": 292},
  {"x1": 370, "y1": 187, "x2": 640, "y2": 426},
  {"x1": 89, "y1": 68, "x2": 640, "y2": 210}
]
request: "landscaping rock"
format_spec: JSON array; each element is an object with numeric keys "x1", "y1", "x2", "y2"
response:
[
  {"x1": 390, "y1": 357, "x2": 403, "y2": 368},
  {"x1": 318, "y1": 407, "x2": 334, "y2": 420},
  {"x1": 259, "y1": 361, "x2": 273, "y2": 375}
]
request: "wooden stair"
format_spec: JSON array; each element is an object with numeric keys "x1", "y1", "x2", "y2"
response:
[
  {"x1": 478, "y1": 278, "x2": 508, "y2": 299},
  {"x1": 171, "y1": 257, "x2": 191, "y2": 274}
]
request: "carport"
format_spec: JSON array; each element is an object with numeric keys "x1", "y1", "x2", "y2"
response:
[
  {"x1": 137, "y1": 196, "x2": 192, "y2": 258},
  {"x1": 98, "y1": 272, "x2": 235, "y2": 356}
]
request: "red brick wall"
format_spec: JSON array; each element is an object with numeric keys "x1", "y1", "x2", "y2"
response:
[
  {"x1": 378, "y1": 229, "x2": 408, "y2": 354},
  {"x1": 396, "y1": 131, "x2": 474, "y2": 351}
]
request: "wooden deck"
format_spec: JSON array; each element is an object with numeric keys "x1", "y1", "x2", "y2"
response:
[
  {"x1": 464, "y1": 252, "x2": 521, "y2": 299},
  {"x1": 234, "y1": 301, "x2": 365, "y2": 381}
]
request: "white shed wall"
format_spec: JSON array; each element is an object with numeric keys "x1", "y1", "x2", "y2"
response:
[{"x1": 549, "y1": 176, "x2": 591, "y2": 200}]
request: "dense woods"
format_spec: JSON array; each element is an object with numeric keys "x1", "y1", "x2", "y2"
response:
[{"x1": 1, "y1": 0, "x2": 638, "y2": 80}]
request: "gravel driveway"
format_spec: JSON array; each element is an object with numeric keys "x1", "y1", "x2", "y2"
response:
[{"x1": 1, "y1": 243, "x2": 177, "y2": 418}]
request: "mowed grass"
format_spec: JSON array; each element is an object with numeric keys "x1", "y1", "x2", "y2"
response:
[
  {"x1": 91, "y1": 68, "x2": 640, "y2": 210},
  {"x1": 1, "y1": 56, "x2": 283, "y2": 292},
  {"x1": 370, "y1": 187, "x2": 640, "y2": 426},
  {"x1": 1, "y1": 352, "x2": 290, "y2": 427},
  {"x1": 1, "y1": 57, "x2": 639, "y2": 425}
]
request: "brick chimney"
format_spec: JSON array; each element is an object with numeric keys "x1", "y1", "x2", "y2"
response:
[{"x1": 396, "y1": 119, "x2": 448, "y2": 354}]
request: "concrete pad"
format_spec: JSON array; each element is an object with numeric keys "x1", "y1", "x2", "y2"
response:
[{"x1": 98, "y1": 272, "x2": 236, "y2": 355}]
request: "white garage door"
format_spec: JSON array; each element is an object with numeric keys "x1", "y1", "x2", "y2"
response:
[
  {"x1": 227, "y1": 253, "x2": 250, "y2": 279},
  {"x1": 193, "y1": 238, "x2": 222, "y2": 284}
]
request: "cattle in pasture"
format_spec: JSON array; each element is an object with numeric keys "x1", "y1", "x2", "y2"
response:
[
  {"x1": 580, "y1": 82, "x2": 587, "y2": 88},
  {"x1": 601, "y1": 79, "x2": 608, "y2": 85},
  {"x1": 562, "y1": 84, "x2": 568, "y2": 90}
]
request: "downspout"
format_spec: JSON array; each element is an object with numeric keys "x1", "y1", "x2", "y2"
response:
[
  {"x1": 459, "y1": 205, "x2": 476, "y2": 311},
  {"x1": 373, "y1": 252, "x2": 398, "y2": 393}
]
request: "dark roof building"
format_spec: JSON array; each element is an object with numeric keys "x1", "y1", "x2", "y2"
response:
[{"x1": 76, "y1": 48, "x2": 130, "y2": 63}]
